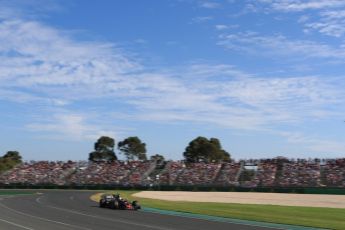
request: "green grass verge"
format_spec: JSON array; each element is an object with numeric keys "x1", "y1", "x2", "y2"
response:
[{"x1": 92, "y1": 190, "x2": 345, "y2": 230}]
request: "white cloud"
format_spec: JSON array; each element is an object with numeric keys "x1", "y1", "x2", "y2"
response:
[
  {"x1": 280, "y1": 131, "x2": 345, "y2": 155},
  {"x1": 323, "y1": 10, "x2": 345, "y2": 20},
  {"x1": 0, "y1": 89, "x2": 69, "y2": 105},
  {"x1": 117, "y1": 64, "x2": 345, "y2": 131},
  {"x1": 215, "y1": 24, "x2": 228, "y2": 30},
  {"x1": 0, "y1": 19, "x2": 140, "y2": 101},
  {"x1": 134, "y1": 38, "x2": 147, "y2": 44},
  {"x1": 191, "y1": 16, "x2": 213, "y2": 23},
  {"x1": 302, "y1": 10, "x2": 345, "y2": 37},
  {"x1": 26, "y1": 112, "x2": 121, "y2": 141},
  {"x1": 298, "y1": 15, "x2": 309, "y2": 23},
  {"x1": 0, "y1": 4, "x2": 344, "y2": 146},
  {"x1": 257, "y1": 0, "x2": 345, "y2": 37},
  {"x1": 199, "y1": 1, "x2": 221, "y2": 9},
  {"x1": 260, "y1": 0, "x2": 345, "y2": 12},
  {"x1": 218, "y1": 32, "x2": 345, "y2": 59},
  {"x1": 0, "y1": 0, "x2": 63, "y2": 20},
  {"x1": 1, "y1": 18, "x2": 344, "y2": 133}
]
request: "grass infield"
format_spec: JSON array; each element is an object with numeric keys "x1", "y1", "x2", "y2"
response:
[{"x1": 91, "y1": 190, "x2": 345, "y2": 230}]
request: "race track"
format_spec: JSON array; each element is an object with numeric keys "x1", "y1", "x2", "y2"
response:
[{"x1": 0, "y1": 191, "x2": 280, "y2": 230}]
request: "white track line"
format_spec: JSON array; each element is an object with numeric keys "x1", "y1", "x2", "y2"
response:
[
  {"x1": 0, "y1": 218, "x2": 35, "y2": 230},
  {"x1": 36, "y1": 196, "x2": 175, "y2": 230},
  {"x1": 0, "y1": 202, "x2": 92, "y2": 230}
]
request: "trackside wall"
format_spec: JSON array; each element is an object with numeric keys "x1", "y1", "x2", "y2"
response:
[{"x1": 1, "y1": 184, "x2": 345, "y2": 195}]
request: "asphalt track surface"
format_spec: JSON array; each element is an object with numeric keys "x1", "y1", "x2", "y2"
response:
[{"x1": 0, "y1": 191, "x2": 280, "y2": 230}]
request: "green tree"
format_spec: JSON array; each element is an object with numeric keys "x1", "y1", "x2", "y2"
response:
[
  {"x1": 150, "y1": 154, "x2": 165, "y2": 162},
  {"x1": 118, "y1": 136, "x2": 147, "y2": 160},
  {"x1": 89, "y1": 136, "x2": 117, "y2": 162},
  {"x1": 183, "y1": 136, "x2": 230, "y2": 163},
  {"x1": 210, "y1": 138, "x2": 230, "y2": 161},
  {"x1": 3, "y1": 151, "x2": 22, "y2": 163},
  {"x1": 0, "y1": 151, "x2": 22, "y2": 173}
]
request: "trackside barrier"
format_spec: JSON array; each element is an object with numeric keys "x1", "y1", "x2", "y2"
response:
[{"x1": 1, "y1": 184, "x2": 345, "y2": 194}]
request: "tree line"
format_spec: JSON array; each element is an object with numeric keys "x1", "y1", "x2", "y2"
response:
[
  {"x1": 88, "y1": 136, "x2": 149, "y2": 162},
  {"x1": 88, "y1": 136, "x2": 231, "y2": 163},
  {"x1": 0, "y1": 135, "x2": 231, "y2": 171}
]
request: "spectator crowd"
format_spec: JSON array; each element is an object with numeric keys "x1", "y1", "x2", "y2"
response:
[
  {"x1": 0, "y1": 158, "x2": 344, "y2": 188},
  {"x1": 323, "y1": 158, "x2": 345, "y2": 187}
]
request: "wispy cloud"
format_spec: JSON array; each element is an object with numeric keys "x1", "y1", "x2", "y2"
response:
[
  {"x1": 303, "y1": 10, "x2": 345, "y2": 37},
  {"x1": 191, "y1": 16, "x2": 213, "y2": 23},
  {"x1": 117, "y1": 64, "x2": 345, "y2": 132},
  {"x1": 217, "y1": 32, "x2": 345, "y2": 59},
  {"x1": 0, "y1": 0, "x2": 63, "y2": 19},
  {"x1": 257, "y1": 0, "x2": 345, "y2": 37},
  {"x1": 199, "y1": 1, "x2": 221, "y2": 9},
  {"x1": 1, "y1": 0, "x2": 344, "y2": 157},
  {"x1": 1, "y1": 17, "x2": 344, "y2": 135},
  {"x1": 215, "y1": 24, "x2": 228, "y2": 30},
  {"x1": 259, "y1": 0, "x2": 345, "y2": 12},
  {"x1": 0, "y1": 19, "x2": 140, "y2": 100},
  {"x1": 26, "y1": 112, "x2": 122, "y2": 141},
  {"x1": 280, "y1": 131, "x2": 345, "y2": 155}
]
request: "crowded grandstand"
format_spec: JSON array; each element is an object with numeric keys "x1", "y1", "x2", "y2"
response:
[{"x1": 0, "y1": 158, "x2": 344, "y2": 187}]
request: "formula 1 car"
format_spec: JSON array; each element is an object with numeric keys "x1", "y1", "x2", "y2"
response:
[{"x1": 99, "y1": 193, "x2": 141, "y2": 210}]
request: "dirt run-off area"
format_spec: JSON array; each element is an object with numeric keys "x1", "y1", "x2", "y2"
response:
[{"x1": 133, "y1": 191, "x2": 345, "y2": 209}]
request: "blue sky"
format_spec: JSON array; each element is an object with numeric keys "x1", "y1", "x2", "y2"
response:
[{"x1": 1, "y1": 0, "x2": 345, "y2": 161}]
